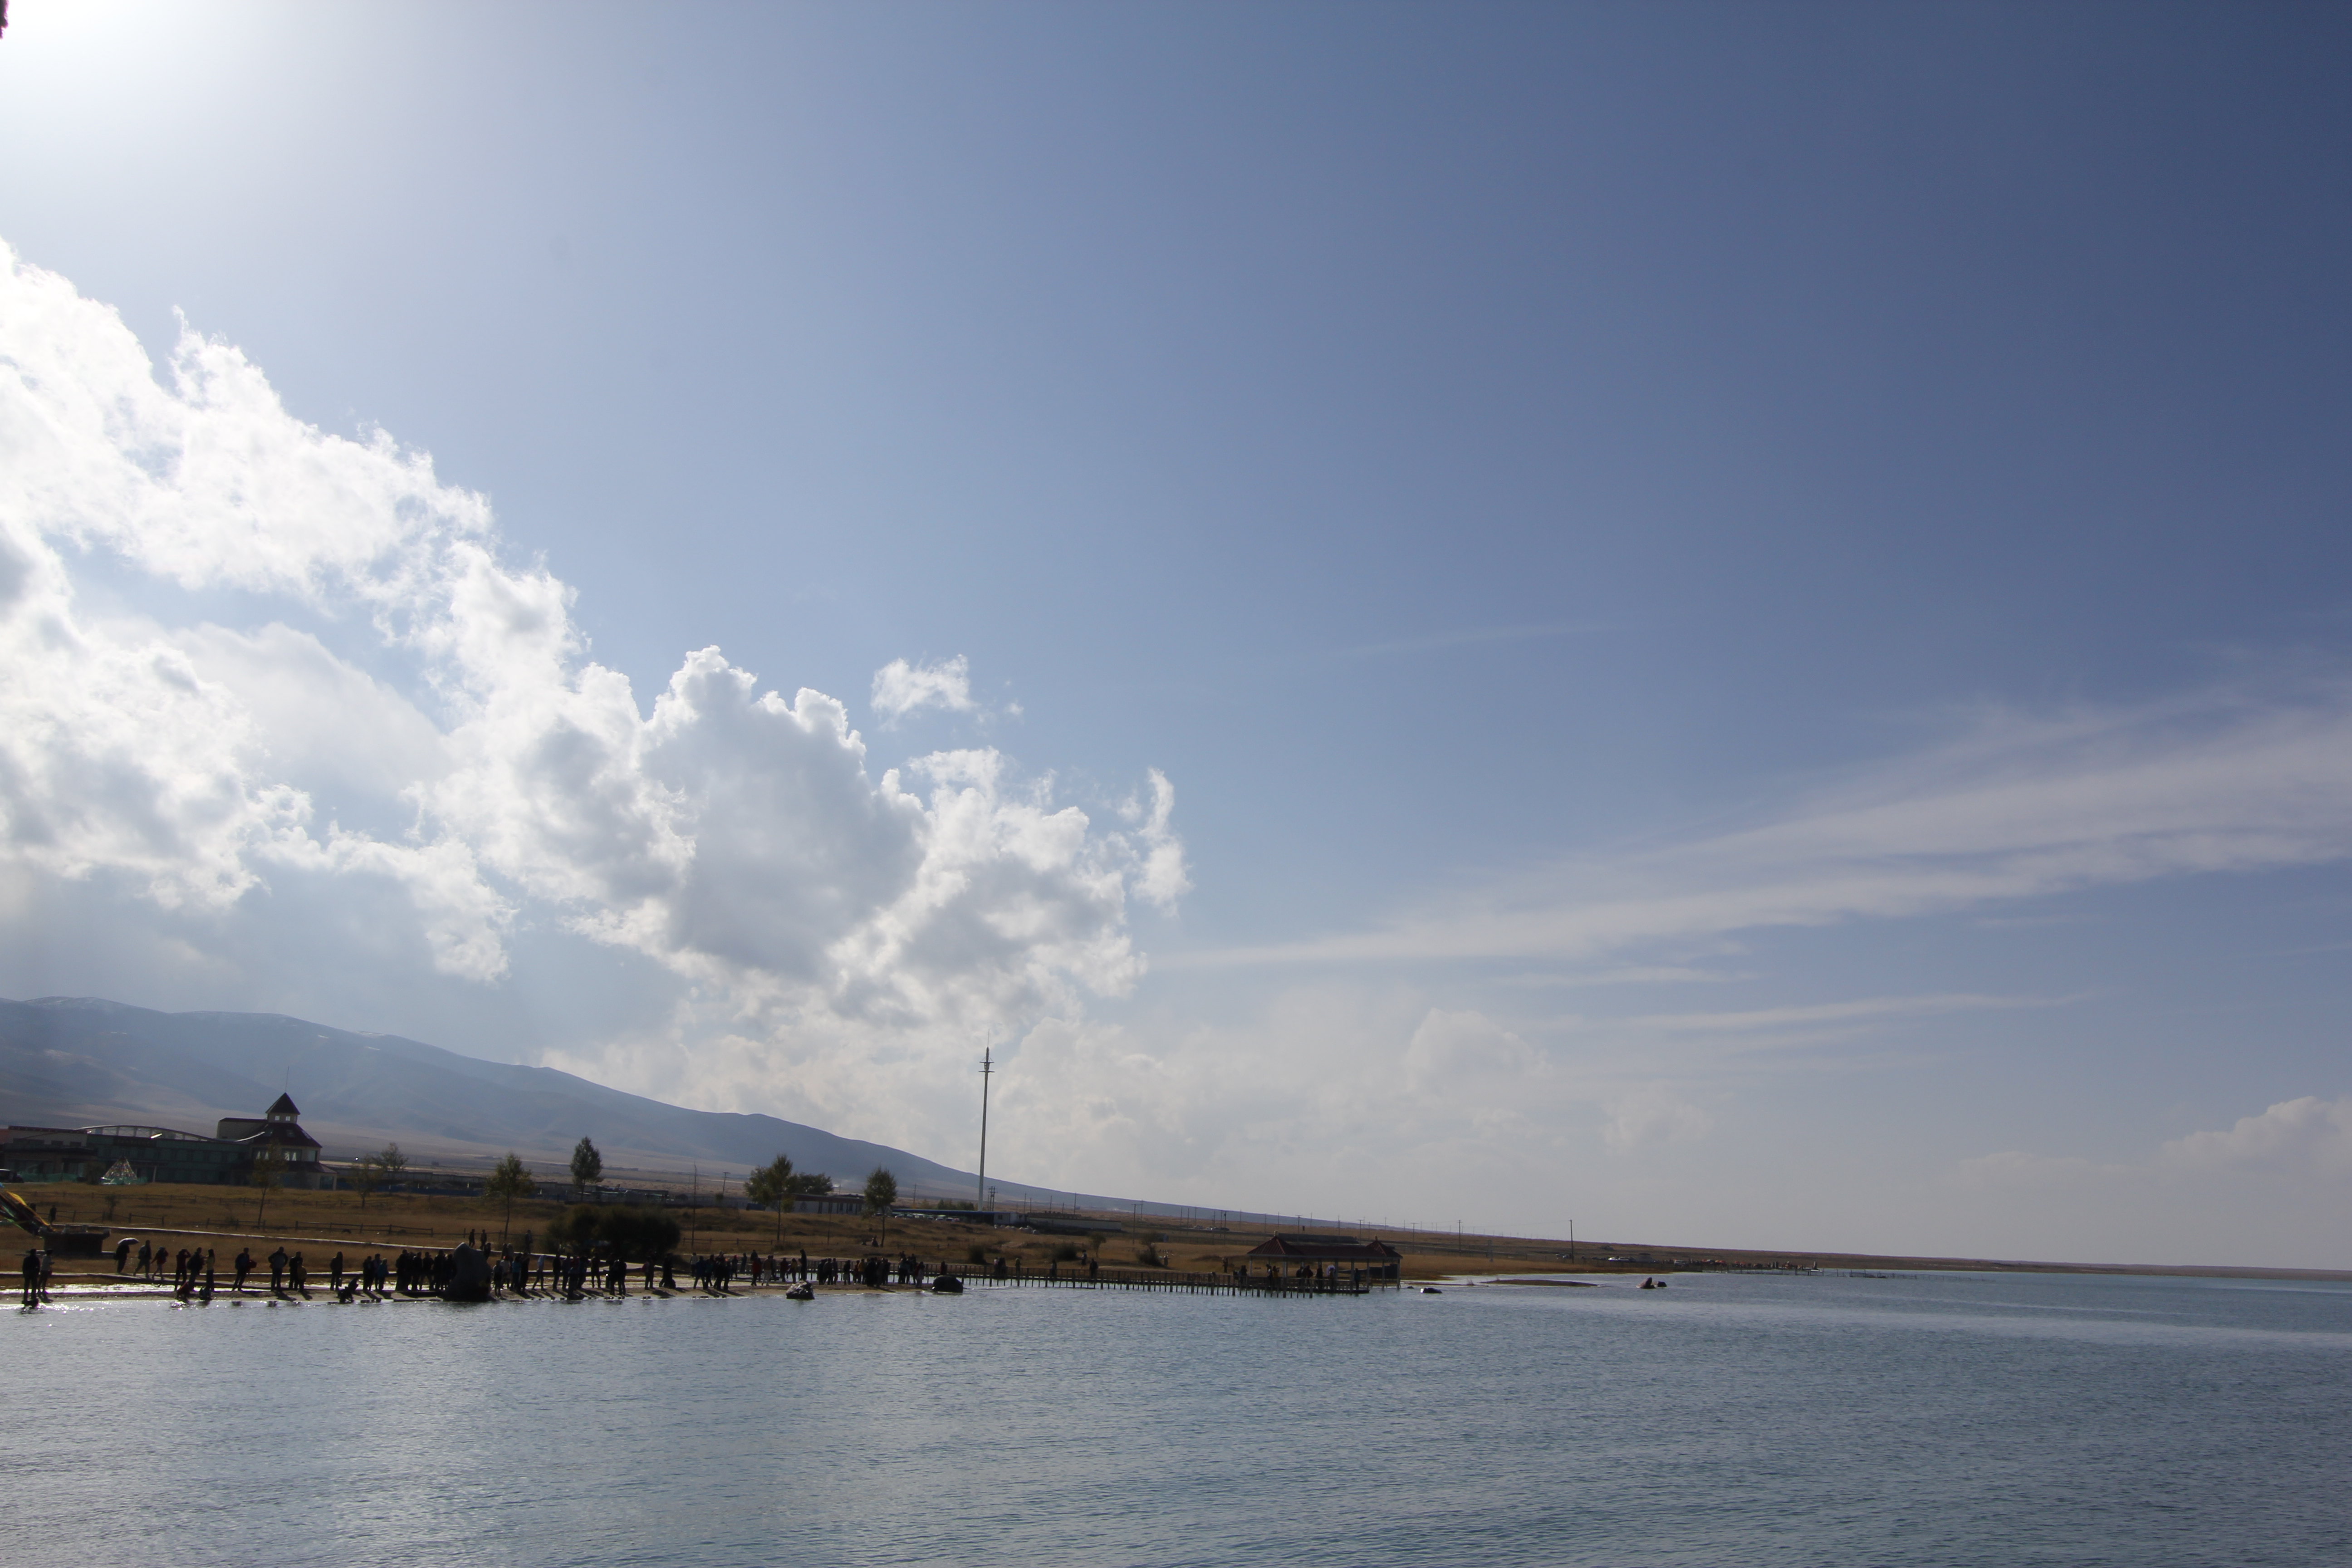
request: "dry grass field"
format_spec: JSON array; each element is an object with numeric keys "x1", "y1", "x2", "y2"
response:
[
  {"x1": 20, "y1": 1180, "x2": 2311, "y2": 1292},
  {"x1": 11, "y1": 1179, "x2": 1652, "y2": 1288}
]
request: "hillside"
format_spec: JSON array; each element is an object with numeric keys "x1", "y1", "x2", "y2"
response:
[{"x1": 0, "y1": 995, "x2": 1059, "y2": 1203}]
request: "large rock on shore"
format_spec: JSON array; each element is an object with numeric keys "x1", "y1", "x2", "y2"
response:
[{"x1": 446, "y1": 1242, "x2": 491, "y2": 1303}]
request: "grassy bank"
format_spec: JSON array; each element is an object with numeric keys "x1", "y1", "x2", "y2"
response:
[
  {"x1": 29, "y1": 1181, "x2": 2308, "y2": 1289},
  {"x1": 14, "y1": 1181, "x2": 1624, "y2": 1284}
]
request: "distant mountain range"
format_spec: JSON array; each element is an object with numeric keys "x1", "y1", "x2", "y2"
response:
[{"x1": 0, "y1": 995, "x2": 1094, "y2": 1206}]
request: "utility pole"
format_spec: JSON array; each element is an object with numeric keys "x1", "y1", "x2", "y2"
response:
[{"x1": 975, "y1": 1042, "x2": 993, "y2": 1213}]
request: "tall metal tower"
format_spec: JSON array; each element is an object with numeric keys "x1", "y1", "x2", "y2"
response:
[{"x1": 975, "y1": 1041, "x2": 993, "y2": 1212}]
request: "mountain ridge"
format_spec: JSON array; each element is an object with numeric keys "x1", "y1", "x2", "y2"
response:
[{"x1": 0, "y1": 995, "x2": 1073, "y2": 1204}]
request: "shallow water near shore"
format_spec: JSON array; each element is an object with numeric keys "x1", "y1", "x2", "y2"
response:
[{"x1": 8, "y1": 1269, "x2": 2349, "y2": 1566}]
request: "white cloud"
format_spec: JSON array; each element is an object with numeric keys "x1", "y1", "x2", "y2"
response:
[
  {"x1": 172, "y1": 622, "x2": 451, "y2": 809},
  {"x1": 871, "y1": 655, "x2": 975, "y2": 722},
  {"x1": 1185, "y1": 684, "x2": 2352, "y2": 970},
  {"x1": 2162, "y1": 1096, "x2": 2352, "y2": 1173},
  {"x1": 0, "y1": 239, "x2": 1185, "y2": 1085},
  {"x1": 1120, "y1": 767, "x2": 1191, "y2": 910},
  {"x1": 1602, "y1": 1085, "x2": 1714, "y2": 1152},
  {"x1": 1951, "y1": 1150, "x2": 2128, "y2": 1191},
  {"x1": 1958, "y1": 1096, "x2": 2352, "y2": 1191},
  {"x1": 1623, "y1": 992, "x2": 2072, "y2": 1041}
]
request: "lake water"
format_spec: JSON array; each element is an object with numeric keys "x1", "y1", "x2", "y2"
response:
[{"x1": 7, "y1": 1269, "x2": 2349, "y2": 1565}]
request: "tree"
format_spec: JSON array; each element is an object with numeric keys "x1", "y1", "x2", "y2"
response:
[
  {"x1": 348, "y1": 1154, "x2": 384, "y2": 1210},
  {"x1": 863, "y1": 1166, "x2": 898, "y2": 1248},
  {"x1": 249, "y1": 1144, "x2": 288, "y2": 1229},
  {"x1": 547, "y1": 1204, "x2": 680, "y2": 1263},
  {"x1": 743, "y1": 1152, "x2": 794, "y2": 1246},
  {"x1": 600, "y1": 1205, "x2": 681, "y2": 1263},
  {"x1": 789, "y1": 1171, "x2": 834, "y2": 1196},
  {"x1": 485, "y1": 1152, "x2": 537, "y2": 1243},
  {"x1": 570, "y1": 1137, "x2": 604, "y2": 1201},
  {"x1": 377, "y1": 1142, "x2": 408, "y2": 1183}
]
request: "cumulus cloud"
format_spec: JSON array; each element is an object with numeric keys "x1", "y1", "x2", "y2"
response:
[
  {"x1": 0, "y1": 241, "x2": 1185, "y2": 1097},
  {"x1": 1959, "y1": 1096, "x2": 2352, "y2": 1193},
  {"x1": 2163, "y1": 1096, "x2": 2352, "y2": 1173},
  {"x1": 871, "y1": 655, "x2": 975, "y2": 722}
]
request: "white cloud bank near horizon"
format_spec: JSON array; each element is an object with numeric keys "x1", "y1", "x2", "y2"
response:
[{"x1": 0, "y1": 242, "x2": 1186, "y2": 1142}]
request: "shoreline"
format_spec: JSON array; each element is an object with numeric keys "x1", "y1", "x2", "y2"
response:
[{"x1": 12, "y1": 1182, "x2": 2349, "y2": 1287}]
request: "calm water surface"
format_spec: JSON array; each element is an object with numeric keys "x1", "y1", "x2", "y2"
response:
[{"x1": 7, "y1": 1269, "x2": 2348, "y2": 1566}]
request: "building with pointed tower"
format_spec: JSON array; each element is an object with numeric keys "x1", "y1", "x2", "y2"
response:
[
  {"x1": 3, "y1": 1091, "x2": 331, "y2": 1188},
  {"x1": 216, "y1": 1094, "x2": 328, "y2": 1189}
]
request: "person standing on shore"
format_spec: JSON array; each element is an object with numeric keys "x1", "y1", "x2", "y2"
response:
[
  {"x1": 19, "y1": 1245, "x2": 39, "y2": 1306},
  {"x1": 268, "y1": 1246, "x2": 288, "y2": 1295}
]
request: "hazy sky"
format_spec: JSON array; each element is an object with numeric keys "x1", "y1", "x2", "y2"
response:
[{"x1": 5, "y1": 1, "x2": 2351, "y2": 1265}]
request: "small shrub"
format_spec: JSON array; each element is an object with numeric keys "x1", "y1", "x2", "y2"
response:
[
  {"x1": 1137, "y1": 1243, "x2": 1166, "y2": 1269},
  {"x1": 965, "y1": 1242, "x2": 990, "y2": 1265},
  {"x1": 1052, "y1": 1242, "x2": 1080, "y2": 1261}
]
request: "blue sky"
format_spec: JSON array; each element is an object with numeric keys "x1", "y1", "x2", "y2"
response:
[{"x1": 4, "y1": 1, "x2": 2351, "y2": 1264}]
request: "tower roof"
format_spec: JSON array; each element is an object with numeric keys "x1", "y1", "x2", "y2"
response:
[{"x1": 266, "y1": 1092, "x2": 300, "y2": 1117}]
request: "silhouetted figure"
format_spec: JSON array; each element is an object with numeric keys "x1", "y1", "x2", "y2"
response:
[{"x1": 268, "y1": 1246, "x2": 289, "y2": 1294}]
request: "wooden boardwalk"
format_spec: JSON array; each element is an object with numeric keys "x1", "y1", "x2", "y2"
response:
[{"x1": 965, "y1": 1265, "x2": 1397, "y2": 1298}]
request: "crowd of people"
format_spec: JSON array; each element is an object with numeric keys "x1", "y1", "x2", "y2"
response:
[
  {"x1": 18, "y1": 1233, "x2": 1390, "y2": 1307},
  {"x1": 523, "y1": 1246, "x2": 950, "y2": 1297},
  {"x1": 16, "y1": 1210, "x2": 1395, "y2": 1307},
  {"x1": 18, "y1": 1227, "x2": 970, "y2": 1305}
]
